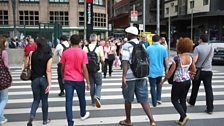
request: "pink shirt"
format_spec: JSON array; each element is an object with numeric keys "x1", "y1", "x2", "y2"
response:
[
  {"x1": 60, "y1": 48, "x2": 88, "y2": 81},
  {"x1": 1, "y1": 50, "x2": 8, "y2": 68}
]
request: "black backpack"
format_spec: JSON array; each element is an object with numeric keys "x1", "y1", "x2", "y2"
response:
[
  {"x1": 86, "y1": 45, "x2": 100, "y2": 73},
  {"x1": 129, "y1": 41, "x2": 149, "y2": 78},
  {"x1": 60, "y1": 43, "x2": 70, "y2": 57}
]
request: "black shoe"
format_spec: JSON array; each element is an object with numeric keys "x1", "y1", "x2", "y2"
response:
[
  {"x1": 104, "y1": 75, "x2": 106, "y2": 78},
  {"x1": 187, "y1": 99, "x2": 194, "y2": 106},
  {"x1": 58, "y1": 92, "x2": 65, "y2": 97},
  {"x1": 27, "y1": 122, "x2": 32, "y2": 126},
  {"x1": 205, "y1": 110, "x2": 213, "y2": 114}
]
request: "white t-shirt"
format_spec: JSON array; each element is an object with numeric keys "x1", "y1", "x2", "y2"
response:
[{"x1": 54, "y1": 41, "x2": 70, "y2": 61}]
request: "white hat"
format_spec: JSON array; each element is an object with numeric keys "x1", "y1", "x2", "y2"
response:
[
  {"x1": 125, "y1": 26, "x2": 139, "y2": 36},
  {"x1": 124, "y1": 38, "x2": 128, "y2": 41}
]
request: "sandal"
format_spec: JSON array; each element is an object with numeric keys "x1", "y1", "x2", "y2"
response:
[
  {"x1": 119, "y1": 120, "x2": 132, "y2": 126},
  {"x1": 150, "y1": 122, "x2": 156, "y2": 126}
]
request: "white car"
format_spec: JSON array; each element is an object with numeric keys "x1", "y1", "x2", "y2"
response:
[{"x1": 209, "y1": 40, "x2": 224, "y2": 63}]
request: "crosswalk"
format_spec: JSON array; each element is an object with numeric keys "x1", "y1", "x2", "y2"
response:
[{"x1": 3, "y1": 66, "x2": 224, "y2": 126}]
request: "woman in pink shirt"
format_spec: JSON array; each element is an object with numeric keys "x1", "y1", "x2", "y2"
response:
[{"x1": 60, "y1": 34, "x2": 90, "y2": 126}]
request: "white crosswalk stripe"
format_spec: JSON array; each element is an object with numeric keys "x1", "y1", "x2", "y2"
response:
[{"x1": 3, "y1": 67, "x2": 224, "y2": 126}]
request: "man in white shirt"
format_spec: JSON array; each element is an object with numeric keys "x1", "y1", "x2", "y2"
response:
[{"x1": 54, "y1": 35, "x2": 70, "y2": 97}]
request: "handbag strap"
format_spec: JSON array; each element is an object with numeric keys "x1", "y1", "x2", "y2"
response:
[{"x1": 200, "y1": 45, "x2": 212, "y2": 68}]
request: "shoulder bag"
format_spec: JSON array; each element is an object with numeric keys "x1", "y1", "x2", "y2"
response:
[{"x1": 20, "y1": 52, "x2": 32, "y2": 80}]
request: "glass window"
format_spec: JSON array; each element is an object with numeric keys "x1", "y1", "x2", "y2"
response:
[
  {"x1": 19, "y1": 10, "x2": 39, "y2": 25},
  {"x1": 0, "y1": 10, "x2": 8, "y2": 25},
  {"x1": 203, "y1": 0, "x2": 208, "y2": 5},
  {"x1": 78, "y1": 0, "x2": 105, "y2": 6},
  {"x1": 175, "y1": 5, "x2": 178, "y2": 12},
  {"x1": 190, "y1": 1, "x2": 194, "y2": 9},
  {"x1": 93, "y1": 12, "x2": 106, "y2": 28},
  {"x1": 49, "y1": 0, "x2": 69, "y2": 3},
  {"x1": 19, "y1": 0, "x2": 39, "y2": 2},
  {"x1": 0, "y1": 0, "x2": 8, "y2": 2},
  {"x1": 49, "y1": 11, "x2": 69, "y2": 26}
]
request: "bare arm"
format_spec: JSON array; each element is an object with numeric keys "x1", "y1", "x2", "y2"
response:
[
  {"x1": 45, "y1": 58, "x2": 52, "y2": 94},
  {"x1": 165, "y1": 57, "x2": 169, "y2": 73},
  {"x1": 82, "y1": 64, "x2": 90, "y2": 91},
  {"x1": 189, "y1": 58, "x2": 196, "y2": 79},
  {"x1": 122, "y1": 60, "x2": 129, "y2": 88}
]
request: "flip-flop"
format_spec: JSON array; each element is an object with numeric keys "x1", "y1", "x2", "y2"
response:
[{"x1": 119, "y1": 120, "x2": 132, "y2": 126}]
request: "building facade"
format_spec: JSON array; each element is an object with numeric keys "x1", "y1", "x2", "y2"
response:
[
  {"x1": 0, "y1": 0, "x2": 108, "y2": 42},
  {"x1": 163, "y1": 0, "x2": 224, "y2": 44}
]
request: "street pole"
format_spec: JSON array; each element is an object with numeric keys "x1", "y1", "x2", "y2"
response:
[
  {"x1": 191, "y1": 9, "x2": 193, "y2": 40},
  {"x1": 84, "y1": 0, "x2": 87, "y2": 40},
  {"x1": 157, "y1": 0, "x2": 160, "y2": 35},
  {"x1": 143, "y1": 0, "x2": 145, "y2": 33},
  {"x1": 11, "y1": 0, "x2": 16, "y2": 37},
  {"x1": 168, "y1": 8, "x2": 171, "y2": 59}
]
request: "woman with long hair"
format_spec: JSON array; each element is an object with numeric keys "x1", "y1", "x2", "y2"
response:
[
  {"x1": 27, "y1": 37, "x2": 52, "y2": 126},
  {"x1": 0, "y1": 36, "x2": 10, "y2": 125}
]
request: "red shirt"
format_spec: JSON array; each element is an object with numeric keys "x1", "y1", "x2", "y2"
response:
[{"x1": 24, "y1": 43, "x2": 37, "y2": 56}]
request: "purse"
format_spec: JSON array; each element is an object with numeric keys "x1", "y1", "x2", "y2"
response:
[
  {"x1": 108, "y1": 47, "x2": 115, "y2": 61},
  {"x1": 194, "y1": 46, "x2": 212, "y2": 81},
  {"x1": 0, "y1": 51, "x2": 12, "y2": 90},
  {"x1": 20, "y1": 53, "x2": 32, "y2": 81},
  {"x1": 168, "y1": 56, "x2": 178, "y2": 84}
]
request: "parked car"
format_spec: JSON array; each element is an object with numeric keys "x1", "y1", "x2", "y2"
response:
[{"x1": 209, "y1": 40, "x2": 224, "y2": 63}]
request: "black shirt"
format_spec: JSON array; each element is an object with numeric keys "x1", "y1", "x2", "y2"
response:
[{"x1": 31, "y1": 51, "x2": 52, "y2": 80}]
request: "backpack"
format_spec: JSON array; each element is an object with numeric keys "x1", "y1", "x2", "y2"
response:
[
  {"x1": 59, "y1": 43, "x2": 70, "y2": 57},
  {"x1": 129, "y1": 41, "x2": 149, "y2": 78},
  {"x1": 168, "y1": 56, "x2": 179, "y2": 84},
  {"x1": 86, "y1": 45, "x2": 100, "y2": 73},
  {"x1": 0, "y1": 51, "x2": 12, "y2": 90}
]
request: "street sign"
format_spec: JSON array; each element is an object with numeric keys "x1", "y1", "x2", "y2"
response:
[
  {"x1": 131, "y1": 11, "x2": 138, "y2": 22},
  {"x1": 139, "y1": 24, "x2": 143, "y2": 31}
]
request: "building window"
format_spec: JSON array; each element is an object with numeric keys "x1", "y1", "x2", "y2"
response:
[
  {"x1": 78, "y1": 0, "x2": 105, "y2": 6},
  {"x1": 203, "y1": 0, "x2": 208, "y2": 5},
  {"x1": 79, "y1": 12, "x2": 84, "y2": 26},
  {"x1": 19, "y1": 11, "x2": 39, "y2": 25},
  {"x1": 190, "y1": 1, "x2": 194, "y2": 9},
  {"x1": 0, "y1": 0, "x2": 8, "y2": 3},
  {"x1": 94, "y1": 13, "x2": 106, "y2": 27},
  {"x1": 166, "y1": 7, "x2": 169, "y2": 15},
  {"x1": 0, "y1": 10, "x2": 8, "y2": 25},
  {"x1": 175, "y1": 5, "x2": 178, "y2": 12},
  {"x1": 49, "y1": 0, "x2": 69, "y2": 3},
  {"x1": 49, "y1": 11, "x2": 69, "y2": 26},
  {"x1": 19, "y1": 0, "x2": 39, "y2": 2}
]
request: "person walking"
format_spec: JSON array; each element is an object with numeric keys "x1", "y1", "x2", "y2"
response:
[
  {"x1": 103, "y1": 40, "x2": 116, "y2": 78},
  {"x1": 146, "y1": 35, "x2": 169, "y2": 107},
  {"x1": 27, "y1": 38, "x2": 52, "y2": 126},
  {"x1": 83, "y1": 34, "x2": 104, "y2": 108},
  {"x1": 24, "y1": 38, "x2": 37, "y2": 69},
  {"x1": 0, "y1": 36, "x2": 11, "y2": 125},
  {"x1": 120, "y1": 26, "x2": 156, "y2": 126},
  {"x1": 141, "y1": 34, "x2": 150, "y2": 48},
  {"x1": 60, "y1": 34, "x2": 90, "y2": 126},
  {"x1": 161, "y1": 37, "x2": 196, "y2": 126},
  {"x1": 160, "y1": 37, "x2": 168, "y2": 50},
  {"x1": 188, "y1": 35, "x2": 214, "y2": 114},
  {"x1": 54, "y1": 35, "x2": 70, "y2": 97}
]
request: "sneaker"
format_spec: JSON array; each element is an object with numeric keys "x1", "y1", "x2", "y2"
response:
[
  {"x1": 157, "y1": 101, "x2": 162, "y2": 105},
  {"x1": 43, "y1": 119, "x2": 51, "y2": 125},
  {"x1": 58, "y1": 91, "x2": 65, "y2": 97},
  {"x1": 175, "y1": 120, "x2": 181, "y2": 125},
  {"x1": 80, "y1": 112, "x2": 90, "y2": 121},
  {"x1": 0, "y1": 119, "x2": 8, "y2": 125},
  {"x1": 180, "y1": 117, "x2": 189, "y2": 126},
  {"x1": 94, "y1": 97, "x2": 101, "y2": 108}
]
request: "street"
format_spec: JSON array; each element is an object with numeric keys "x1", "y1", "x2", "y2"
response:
[{"x1": 3, "y1": 62, "x2": 224, "y2": 126}]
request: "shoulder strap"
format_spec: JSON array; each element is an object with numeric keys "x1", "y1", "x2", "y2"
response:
[
  {"x1": 61, "y1": 43, "x2": 66, "y2": 49},
  {"x1": 200, "y1": 45, "x2": 212, "y2": 67},
  {"x1": 129, "y1": 41, "x2": 136, "y2": 46},
  {"x1": 87, "y1": 45, "x2": 98, "y2": 53},
  {"x1": 92, "y1": 45, "x2": 98, "y2": 52}
]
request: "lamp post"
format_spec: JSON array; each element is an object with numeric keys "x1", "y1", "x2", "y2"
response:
[
  {"x1": 11, "y1": 0, "x2": 16, "y2": 37},
  {"x1": 143, "y1": 0, "x2": 145, "y2": 33},
  {"x1": 157, "y1": 0, "x2": 160, "y2": 35},
  {"x1": 168, "y1": 7, "x2": 171, "y2": 58},
  {"x1": 191, "y1": 8, "x2": 193, "y2": 40}
]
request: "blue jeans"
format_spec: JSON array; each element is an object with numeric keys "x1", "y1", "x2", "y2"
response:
[
  {"x1": 148, "y1": 77, "x2": 162, "y2": 107},
  {"x1": 0, "y1": 89, "x2": 8, "y2": 121},
  {"x1": 64, "y1": 80, "x2": 87, "y2": 126},
  {"x1": 30, "y1": 77, "x2": 49, "y2": 122},
  {"x1": 89, "y1": 72, "x2": 102, "y2": 104}
]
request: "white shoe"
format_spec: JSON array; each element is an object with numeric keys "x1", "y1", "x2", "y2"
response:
[
  {"x1": 157, "y1": 101, "x2": 162, "y2": 105},
  {"x1": 80, "y1": 112, "x2": 90, "y2": 121},
  {"x1": 0, "y1": 118, "x2": 8, "y2": 125}
]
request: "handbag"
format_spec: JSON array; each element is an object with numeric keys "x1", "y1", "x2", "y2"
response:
[
  {"x1": 0, "y1": 51, "x2": 12, "y2": 90},
  {"x1": 20, "y1": 53, "x2": 32, "y2": 80},
  {"x1": 194, "y1": 46, "x2": 212, "y2": 81},
  {"x1": 168, "y1": 56, "x2": 179, "y2": 84},
  {"x1": 108, "y1": 47, "x2": 115, "y2": 61}
]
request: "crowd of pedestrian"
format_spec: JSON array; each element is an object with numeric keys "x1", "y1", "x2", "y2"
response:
[{"x1": 0, "y1": 25, "x2": 215, "y2": 126}]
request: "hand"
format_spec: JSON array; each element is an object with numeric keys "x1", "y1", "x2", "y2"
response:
[
  {"x1": 86, "y1": 83, "x2": 90, "y2": 91},
  {"x1": 45, "y1": 85, "x2": 51, "y2": 94},
  {"x1": 121, "y1": 77, "x2": 128, "y2": 89}
]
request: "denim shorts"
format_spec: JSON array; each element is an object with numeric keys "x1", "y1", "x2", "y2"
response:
[{"x1": 122, "y1": 79, "x2": 149, "y2": 103}]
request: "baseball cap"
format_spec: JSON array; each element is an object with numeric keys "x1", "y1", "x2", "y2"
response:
[{"x1": 125, "y1": 26, "x2": 139, "y2": 36}]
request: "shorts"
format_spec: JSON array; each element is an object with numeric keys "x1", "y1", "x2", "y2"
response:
[{"x1": 122, "y1": 79, "x2": 149, "y2": 103}]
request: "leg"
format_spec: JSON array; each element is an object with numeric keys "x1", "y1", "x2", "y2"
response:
[
  {"x1": 202, "y1": 71, "x2": 214, "y2": 112},
  {"x1": 108, "y1": 60, "x2": 113, "y2": 76},
  {"x1": 179, "y1": 81, "x2": 191, "y2": 113},
  {"x1": 57, "y1": 63, "x2": 64, "y2": 96},
  {"x1": 95, "y1": 73, "x2": 102, "y2": 99},
  {"x1": 104, "y1": 59, "x2": 108, "y2": 77},
  {"x1": 40, "y1": 77, "x2": 49, "y2": 123},
  {"x1": 148, "y1": 77, "x2": 157, "y2": 107},
  {"x1": 30, "y1": 78, "x2": 41, "y2": 119},
  {"x1": 189, "y1": 78, "x2": 201, "y2": 105},
  {"x1": 64, "y1": 81, "x2": 75, "y2": 126},
  {"x1": 89, "y1": 74, "x2": 95, "y2": 105},
  {"x1": 171, "y1": 83, "x2": 186, "y2": 122},
  {"x1": 74, "y1": 81, "x2": 87, "y2": 117},
  {"x1": 0, "y1": 89, "x2": 8, "y2": 122},
  {"x1": 156, "y1": 77, "x2": 162, "y2": 102},
  {"x1": 141, "y1": 103, "x2": 156, "y2": 125}
]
